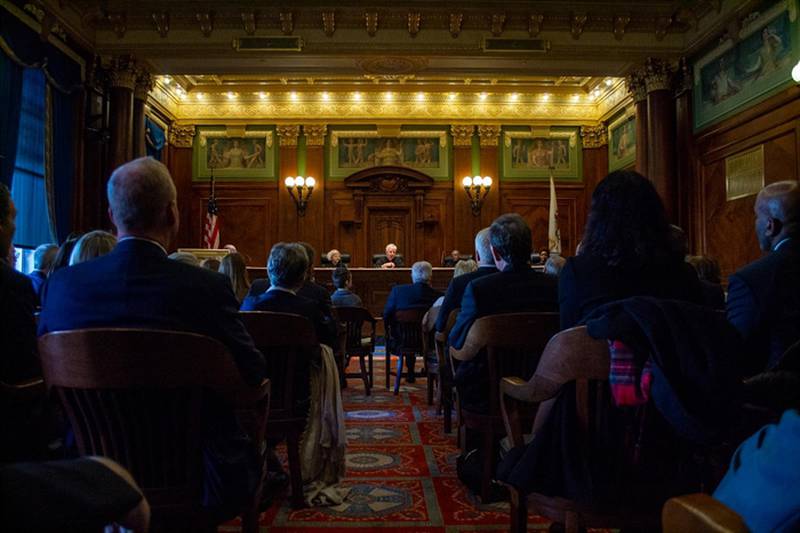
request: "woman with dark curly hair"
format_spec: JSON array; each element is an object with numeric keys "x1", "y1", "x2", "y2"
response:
[{"x1": 559, "y1": 170, "x2": 703, "y2": 328}]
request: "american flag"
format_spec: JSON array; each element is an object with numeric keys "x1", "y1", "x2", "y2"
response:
[{"x1": 203, "y1": 172, "x2": 220, "y2": 249}]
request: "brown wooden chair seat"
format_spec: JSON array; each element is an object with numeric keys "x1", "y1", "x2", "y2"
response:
[
  {"x1": 433, "y1": 308, "x2": 460, "y2": 434},
  {"x1": 499, "y1": 325, "x2": 662, "y2": 533},
  {"x1": 239, "y1": 311, "x2": 318, "y2": 509},
  {"x1": 333, "y1": 306, "x2": 376, "y2": 395},
  {"x1": 385, "y1": 307, "x2": 429, "y2": 395},
  {"x1": 422, "y1": 306, "x2": 441, "y2": 406},
  {"x1": 38, "y1": 328, "x2": 271, "y2": 533},
  {"x1": 662, "y1": 493, "x2": 748, "y2": 532},
  {"x1": 450, "y1": 312, "x2": 559, "y2": 502}
]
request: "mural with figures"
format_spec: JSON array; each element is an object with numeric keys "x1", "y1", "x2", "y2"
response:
[
  {"x1": 501, "y1": 127, "x2": 582, "y2": 180},
  {"x1": 193, "y1": 127, "x2": 275, "y2": 180},
  {"x1": 693, "y1": 0, "x2": 798, "y2": 130},
  {"x1": 328, "y1": 130, "x2": 450, "y2": 179},
  {"x1": 608, "y1": 113, "x2": 636, "y2": 172}
]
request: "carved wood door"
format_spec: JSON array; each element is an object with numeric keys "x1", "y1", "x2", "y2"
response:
[{"x1": 367, "y1": 208, "x2": 411, "y2": 261}]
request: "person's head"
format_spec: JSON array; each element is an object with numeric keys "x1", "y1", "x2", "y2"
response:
[
  {"x1": 385, "y1": 243, "x2": 397, "y2": 260},
  {"x1": 450, "y1": 249, "x2": 460, "y2": 260},
  {"x1": 33, "y1": 243, "x2": 58, "y2": 273},
  {"x1": 686, "y1": 255, "x2": 722, "y2": 284},
  {"x1": 7, "y1": 244, "x2": 17, "y2": 267},
  {"x1": 474, "y1": 227, "x2": 493, "y2": 266},
  {"x1": 544, "y1": 255, "x2": 567, "y2": 277},
  {"x1": 268, "y1": 242, "x2": 308, "y2": 290},
  {"x1": 69, "y1": 230, "x2": 117, "y2": 265},
  {"x1": 327, "y1": 249, "x2": 341, "y2": 265},
  {"x1": 50, "y1": 232, "x2": 83, "y2": 273},
  {"x1": 168, "y1": 251, "x2": 200, "y2": 267},
  {"x1": 539, "y1": 249, "x2": 549, "y2": 262},
  {"x1": 298, "y1": 242, "x2": 316, "y2": 280},
  {"x1": 107, "y1": 157, "x2": 179, "y2": 248},
  {"x1": 0, "y1": 183, "x2": 16, "y2": 260},
  {"x1": 454, "y1": 259, "x2": 477, "y2": 278},
  {"x1": 411, "y1": 260, "x2": 433, "y2": 284},
  {"x1": 223, "y1": 244, "x2": 238, "y2": 253},
  {"x1": 754, "y1": 181, "x2": 800, "y2": 251},
  {"x1": 200, "y1": 257, "x2": 221, "y2": 271},
  {"x1": 219, "y1": 252, "x2": 250, "y2": 300},
  {"x1": 489, "y1": 213, "x2": 532, "y2": 269},
  {"x1": 332, "y1": 266, "x2": 351, "y2": 289},
  {"x1": 580, "y1": 170, "x2": 672, "y2": 268}
]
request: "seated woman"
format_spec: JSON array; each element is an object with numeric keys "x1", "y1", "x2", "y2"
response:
[
  {"x1": 219, "y1": 252, "x2": 250, "y2": 304},
  {"x1": 68, "y1": 231, "x2": 116, "y2": 266}
]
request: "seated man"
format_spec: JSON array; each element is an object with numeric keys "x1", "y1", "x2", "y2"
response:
[
  {"x1": 374, "y1": 243, "x2": 404, "y2": 269},
  {"x1": 38, "y1": 157, "x2": 266, "y2": 516},
  {"x1": 383, "y1": 261, "x2": 442, "y2": 382},
  {"x1": 331, "y1": 267, "x2": 363, "y2": 308},
  {"x1": 435, "y1": 228, "x2": 498, "y2": 334},
  {"x1": 449, "y1": 213, "x2": 558, "y2": 413},
  {"x1": 442, "y1": 249, "x2": 461, "y2": 267},
  {"x1": 28, "y1": 243, "x2": 57, "y2": 303},
  {"x1": 727, "y1": 181, "x2": 800, "y2": 374}
]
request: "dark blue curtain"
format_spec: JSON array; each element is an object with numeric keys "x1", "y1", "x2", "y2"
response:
[
  {"x1": 145, "y1": 117, "x2": 166, "y2": 160},
  {"x1": 51, "y1": 89, "x2": 75, "y2": 242},
  {"x1": 0, "y1": 51, "x2": 23, "y2": 187}
]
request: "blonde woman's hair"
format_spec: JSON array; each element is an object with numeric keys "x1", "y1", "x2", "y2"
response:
[
  {"x1": 69, "y1": 230, "x2": 117, "y2": 265},
  {"x1": 453, "y1": 259, "x2": 478, "y2": 278},
  {"x1": 219, "y1": 252, "x2": 251, "y2": 303}
]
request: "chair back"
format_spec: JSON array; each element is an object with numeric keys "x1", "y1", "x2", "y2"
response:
[
  {"x1": 38, "y1": 328, "x2": 243, "y2": 509},
  {"x1": 389, "y1": 307, "x2": 428, "y2": 354},
  {"x1": 458, "y1": 312, "x2": 560, "y2": 414},
  {"x1": 333, "y1": 306, "x2": 376, "y2": 353},
  {"x1": 239, "y1": 311, "x2": 317, "y2": 420}
]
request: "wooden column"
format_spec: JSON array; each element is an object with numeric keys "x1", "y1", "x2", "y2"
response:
[
  {"x1": 277, "y1": 125, "x2": 301, "y2": 243},
  {"x1": 478, "y1": 125, "x2": 502, "y2": 228},
  {"x1": 674, "y1": 58, "x2": 696, "y2": 249},
  {"x1": 303, "y1": 124, "x2": 327, "y2": 257},
  {"x1": 451, "y1": 125, "x2": 476, "y2": 255},
  {"x1": 627, "y1": 69, "x2": 648, "y2": 175},
  {"x1": 580, "y1": 125, "x2": 609, "y2": 236},
  {"x1": 645, "y1": 58, "x2": 677, "y2": 221},
  {"x1": 107, "y1": 56, "x2": 137, "y2": 172},
  {"x1": 166, "y1": 124, "x2": 196, "y2": 248},
  {"x1": 132, "y1": 71, "x2": 153, "y2": 159}
]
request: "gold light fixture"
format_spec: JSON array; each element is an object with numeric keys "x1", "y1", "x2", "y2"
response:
[
  {"x1": 462, "y1": 175, "x2": 492, "y2": 216},
  {"x1": 284, "y1": 176, "x2": 315, "y2": 216}
]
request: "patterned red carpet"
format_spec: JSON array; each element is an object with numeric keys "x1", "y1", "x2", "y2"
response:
[{"x1": 220, "y1": 355, "x2": 604, "y2": 532}]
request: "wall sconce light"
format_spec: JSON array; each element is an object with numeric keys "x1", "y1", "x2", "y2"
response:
[
  {"x1": 285, "y1": 176, "x2": 315, "y2": 216},
  {"x1": 462, "y1": 175, "x2": 492, "y2": 216},
  {"x1": 792, "y1": 59, "x2": 800, "y2": 82}
]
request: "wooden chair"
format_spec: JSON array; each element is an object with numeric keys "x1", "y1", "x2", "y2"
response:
[
  {"x1": 450, "y1": 312, "x2": 559, "y2": 502},
  {"x1": 433, "y1": 308, "x2": 460, "y2": 434},
  {"x1": 385, "y1": 307, "x2": 428, "y2": 395},
  {"x1": 421, "y1": 306, "x2": 441, "y2": 406},
  {"x1": 500, "y1": 325, "x2": 661, "y2": 533},
  {"x1": 239, "y1": 311, "x2": 318, "y2": 509},
  {"x1": 333, "y1": 306, "x2": 376, "y2": 395},
  {"x1": 662, "y1": 493, "x2": 748, "y2": 532},
  {"x1": 38, "y1": 328, "x2": 271, "y2": 533}
]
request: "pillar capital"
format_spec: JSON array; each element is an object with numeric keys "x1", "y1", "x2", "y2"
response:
[
  {"x1": 644, "y1": 57, "x2": 673, "y2": 93},
  {"x1": 277, "y1": 125, "x2": 301, "y2": 147},
  {"x1": 625, "y1": 68, "x2": 647, "y2": 103},
  {"x1": 477, "y1": 125, "x2": 501, "y2": 147},
  {"x1": 108, "y1": 55, "x2": 138, "y2": 91},
  {"x1": 134, "y1": 70, "x2": 154, "y2": 101},
  {"x1": 580, "y1": 125, "x2": 608, "y2": 148},
  {"x1": 450, "y1": 125, "x2": 475, "y2": 147},
  {"x1": 168, "y1": 124, "x2": 196, "y2": 148},
  {"x1": 302, "y1": 124, "x2": 327, "y2": 146}
]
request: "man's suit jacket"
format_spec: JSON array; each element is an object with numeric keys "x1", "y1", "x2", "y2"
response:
[
  {"x1": 0, "y1": 263, "x2": 38, "y2": 383},
  {"x1": 558, "y1": 254, "x2": 704, "y2": 330},
  {"x1": 382, "y1": 282, "x2": 442, "y2": 324},
  {"x1": 27, "y1": 270, "x2": 46, "y2": 304},
  {"x1": 241, "y1": 288, "x2": 336, "y2": 347},
  {"x1": 435, "y1": 265, "x2": 498, "y2": 333},
  {"x1": 727, "y1": 239, "x2": 800, "y2": 373},
  {"x1": 373, "y1": 255, "x2": 404, "y2": 268},
  {"x1": 332, "y1": 288, "x2": 363, "y2": 308},
  {"x1": 38, "y1": 239, "x2": 266, "y2": 385},
  {"x1": 248, "y1": 278, "x2": 335, "y2": 340}
]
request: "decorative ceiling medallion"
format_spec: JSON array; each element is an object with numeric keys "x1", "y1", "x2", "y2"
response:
[
  {"x1": 152, "y1": 11, "x2": 169, "y2": 38},
  {"x1": 357, "y1": 56, "x2": 428, "y2": 75}
]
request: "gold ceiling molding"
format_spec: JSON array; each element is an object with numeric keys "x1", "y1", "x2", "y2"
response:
[
  {"x1": 303, "y1": 124, "x2": 328, "y2": 146},
  {"x1": 357, "y1": 56, "x2": 429, "y2": 75},
  {"x1": 450, "y1": 125, "x2": 474, "y2": 147},
  {"x1": 168, "y1": 124, "x2": 195, "y2": 148},
  {"x1": 580, "y1": 125, "x2": 608, "y2": 148},
  {"x1": 504, "y1": 128, "x2": 578, "y2": 148},
  {"x1": 330, "y1": 129, "x2": 448, "y2": 147},
  {"x1": 477, "y1": 125, "x2": 501, "y2": 147},
  {"x1": 276, "y1": 125, "x2": 301, "y2": 146}
]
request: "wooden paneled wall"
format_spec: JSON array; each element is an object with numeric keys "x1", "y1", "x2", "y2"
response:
[{"x1": 692, "y1": 86, "x2": 800, "y2": 281}]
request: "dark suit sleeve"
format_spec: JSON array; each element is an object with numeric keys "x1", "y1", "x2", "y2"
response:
[
  {"x1": 206, "y1": 277, "x2": 266, "y2": 385},
  {"x1": 435, "y1": 279, "x2": 459, "y2": 332},
  {"x1": 1, "y1": 270, "x2": 39, "y2": 382},
  {"x1": 448, "y1": 281, "x2": 479, "y2": 350},
  {"x1": 558, "y1": 259, "x2": 580, "y2": 330},
  {"x1": 383, "y1": 286, "x2": 398, "y2": 324},
  {"x1": 395, "y1": 256, "x2": 404, "y2": 267},
  {"x1": 727, "y1": 273, "x2": 758, "y2": 341}
]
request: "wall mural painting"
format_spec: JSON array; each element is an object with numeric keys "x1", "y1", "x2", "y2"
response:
[
  {"x1": 693, "y1": 0, "x2": 798, "y2": 130},
  {"x1": 329, "y1": 130, "x2": 450, "y2": 179},
  {"x1": 193, "y1": 128, "x2": 275, "y2": 180},
  {"x1": 608, "y1": 113, "x2": 636, "y2": 172},
  {"x1": 502, "y1": 128, "x2": 582, "y2": 180}
]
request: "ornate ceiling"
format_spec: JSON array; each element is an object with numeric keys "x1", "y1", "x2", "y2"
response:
[{"x1": 37, "y1": 0, "x2": 760, "y2": 122}]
